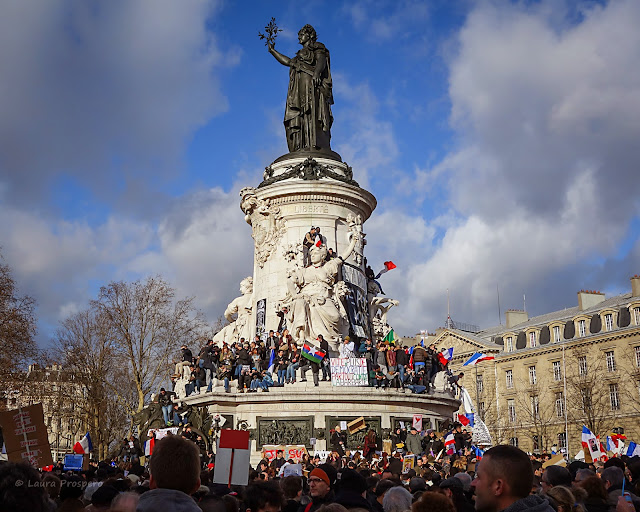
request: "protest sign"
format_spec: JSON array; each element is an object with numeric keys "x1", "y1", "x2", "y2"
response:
[
  {"x1": 412, "y1": 415, "x2": 423, "y2": 431},
  {"x1": 262, "y1": 445, "x2": 307, "y2": 462},
  {"x1": 213, "y1": 430, "x2": 251, "y2": 486},
  {"x1": 0, "y1": 403, "x2": 53, "y2": 467},
  {"x1": 283, "y1": 464, "x2": 303, "y2": 477},
  {"x1": 403, "y1": 454, "x2": 415, "y2": 473},
  {"x1": 330, "y1": 358, "x2": 368, "y2": 386}
]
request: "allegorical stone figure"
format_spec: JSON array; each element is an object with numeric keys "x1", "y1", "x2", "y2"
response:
[{"x1": 268, "y1": 24, "x2": 333, "y2": 153}]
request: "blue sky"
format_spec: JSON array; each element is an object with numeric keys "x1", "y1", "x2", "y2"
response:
[{"x1": 0, "y1": 0, "x2": 639, "y2": 347}]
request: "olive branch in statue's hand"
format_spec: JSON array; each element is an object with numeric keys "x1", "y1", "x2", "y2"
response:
[{"x1": 259, "y1": 17, "x2": 282, "y2": 47}]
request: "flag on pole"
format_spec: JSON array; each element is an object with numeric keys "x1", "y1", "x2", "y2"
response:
[
  {"x1": 472, "y1": 446, "x2": 484, "y2": 460},
  {"x1": 314, "y1": 234, "x2": 322, "y2": 247},
  {"x1": 383, "y1": 329, "x2": 395, "y2": 344},
  {"x1": 457, "y1": 414, "x2": 470, "y2": 426},
  {"x1": 408, "y1": 346, "x2": 414, "y2": 367},
  {"x1": 375, "y1": 261, "x2": 397, "y2": 279},
  {"x1": 73, "y1": 432, "x2": 93, "y2": 454},
  {"x1": 626, "y1": 442, "x2": 640, "y2": 457},
  {"x1": 438, "y1": 348, "x2": 454, "y2": 366},
  {"x1": 463, "y1": 352, "x2": 495, "y2": 366},
  {"x1": 302, "y1": 343, "x2": 326, "y2": 364}
]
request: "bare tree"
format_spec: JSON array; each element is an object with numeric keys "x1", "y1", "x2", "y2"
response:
[
  {"x1": 92, "y1": 276, "x2": 206, "y2": 412},
  {"x1": 54, "y1": 309, "x2": 131, "y2": 459},
  {"x1": 565, "y1": 347, "x2": 620, "y2": 438},
  {"x1": 512, "y1": 374, "x2": 561, "y2": 453},
  {"x1": 0, "y1": 250, "x2": 38, "y2": 409}
]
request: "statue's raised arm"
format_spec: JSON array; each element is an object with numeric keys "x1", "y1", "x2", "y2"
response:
[{"x1": 264, "y1": 24, "x2": 334, "y2": 153}]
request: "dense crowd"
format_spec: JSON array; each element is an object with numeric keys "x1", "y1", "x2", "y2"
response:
[
  {"x1": 170, "y1": 333, "x2": 461, "y2": 402},
  {"x1": 3, "y1": 438, "x2": 640, "y2": 512}
]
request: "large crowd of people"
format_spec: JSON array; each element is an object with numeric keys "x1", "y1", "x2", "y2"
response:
[
  {"x1": 3, "y1": 438, "x2": 640, "y2": 512},
  {"x1": 170, "y1": 334, "x2": 460, "y2": 401}
]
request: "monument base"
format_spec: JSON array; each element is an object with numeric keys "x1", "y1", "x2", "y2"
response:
[{"x1": 183, "y1": 373, "x2": 460, "y2": 464}]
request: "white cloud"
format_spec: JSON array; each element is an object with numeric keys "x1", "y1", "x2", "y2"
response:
[{"x1": 374, "y1": 0, "x2": 640, "y2": 335}]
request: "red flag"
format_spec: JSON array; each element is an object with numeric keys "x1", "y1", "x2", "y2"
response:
[{"x1": 384, "y1": 261, "x2": 397, "y2": 271}]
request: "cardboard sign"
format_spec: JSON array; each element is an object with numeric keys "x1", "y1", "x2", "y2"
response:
[
  {"x1": 348, "y1": 417, "x2": 366, "y2": 434},
  {"x1": 0, "y1": 403, "x2": 53, "y2": 467},
  {"x1": 403, "y1": 454, "x2": 415, "y2": 473},
  {"x1": 330, "y1": 358, "x2": 368, "y2": 386},
  {"x1": 412, "y1": 415, "x2": 423, "y2": 431}
]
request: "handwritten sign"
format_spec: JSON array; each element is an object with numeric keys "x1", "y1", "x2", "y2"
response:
[
  {"x1": 330, "y1": 358, "x2": 368, "y2": 386},
  {"x1": 0, "y1": 403, "x2": 52, "y2": 467},
  {"x1": 262, "y1": 444, "x2": 307, "y2": 462}
]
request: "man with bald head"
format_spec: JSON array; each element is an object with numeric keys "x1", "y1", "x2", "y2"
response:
[{"x1": 472, "y1": 445, "x2": 554, "y2": 512}]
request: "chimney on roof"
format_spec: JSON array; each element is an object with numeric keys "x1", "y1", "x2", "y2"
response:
[
  {"x1": 577, "y1": 290, "x2": 605, "y2": 310},
  {"x1": 632, "y1": 275, "x2": 640, "y2": 298},
  {"x1": 505, "y1": 309, "x2": 528, "y2": 329}
]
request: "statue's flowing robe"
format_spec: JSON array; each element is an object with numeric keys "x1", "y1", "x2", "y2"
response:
[{"x1": 285, "y1": 42, "x2": 333, "y2": 152}]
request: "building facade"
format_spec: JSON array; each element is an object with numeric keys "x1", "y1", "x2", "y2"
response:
[{"x1": 429, "y1": 275, "x2": 640, "y2": 455}]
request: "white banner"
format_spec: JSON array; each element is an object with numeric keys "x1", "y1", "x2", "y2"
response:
[{"x1": 330, "y1": 357, "x2": 368, "y2": 386}]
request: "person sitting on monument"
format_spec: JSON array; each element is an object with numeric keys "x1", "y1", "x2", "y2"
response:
[
  {"x1": 136, "y1": 435, "x2": 202, "y2": 512},
  {"x1": 326, "y1": 247, "x2": 337, "y2": 261},
  {"x1": 249, "y1": 369, "x2": 267, "y2": 392},
  {"x1": 303, "y1": 226, "x2": 317, "y2": 267},
  {"x1": 261, "y1": 370, "x2": 274, "y2": 389},
  {"x1": 373, "y1": 365, "x2": 388, "y2": 389},
  {"x1": 340, "y1": 336, "x2": 356, "y2": 358},
  {"x1": 172, "y1": 402, "x2": 189, "y2": 426},
  {"x1": 276, "y1": 349, "x2": 288, "y2": 385},
  {"x1": 286, "y1": 345, "x2": 301, "y2": 384},
  {"x1": 405, "y1": 368, "x2": 427, "y2": 394},
  {"x1": 218, "y1": 355, "x2": 232, "y2": 393}
]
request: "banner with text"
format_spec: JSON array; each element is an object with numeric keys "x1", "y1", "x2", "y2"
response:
[
  {"x1": 0, "y1": 403, "x2": 53, "y2": 467},
  {"x1": 262, "y1": 444, "x2": 307, "y2": 462},
  {"x1": 330, "y1": 357, "x2": 368, "y2": 386}
]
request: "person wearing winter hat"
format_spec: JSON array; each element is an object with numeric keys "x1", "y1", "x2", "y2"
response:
[
  {"x1": 334, "y1": 468, "x2": 372, "y2": 511},
  {"x1": 300, "y1": 464, "x2": 337, "y2": 512}
]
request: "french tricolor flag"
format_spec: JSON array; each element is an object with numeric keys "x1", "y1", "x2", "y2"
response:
[
  {"x1": 438, "y1": 347, "x2": 454, "y2": 366},
  {"x1": 463, "y1": 352, "x2": 495, "y2": 366},
  {"x1": 73, "y1": 432, "x2": 93, "y2": 454},
  {"x1": 444, "y1": 433, "x2": 455, "y2": 455}
]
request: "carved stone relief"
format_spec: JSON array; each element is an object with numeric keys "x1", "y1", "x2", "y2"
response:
[{"x1": 240, "y1": 187, "x2": 287, "y2": 268}]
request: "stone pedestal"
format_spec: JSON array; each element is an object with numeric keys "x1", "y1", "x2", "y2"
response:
[{"x1": 242, "y1": 155, "x2": 376, "y2": 346}]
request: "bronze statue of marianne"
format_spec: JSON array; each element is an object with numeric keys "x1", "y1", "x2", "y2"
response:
[{"x1": 268, "y1": 24, "x2": 333, "y2": 153}]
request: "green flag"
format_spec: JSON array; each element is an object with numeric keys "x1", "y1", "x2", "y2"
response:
[{"x1": 383, "y1": 329, "x2": 395, "y2": 344}]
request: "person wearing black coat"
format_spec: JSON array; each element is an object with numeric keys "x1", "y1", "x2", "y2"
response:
[
  {"x1": 319, "y1": 335, "x2": 331, "y2": 381},
  {"x1": 395, "y1": 346, "x2": 409, "y2": 387}
]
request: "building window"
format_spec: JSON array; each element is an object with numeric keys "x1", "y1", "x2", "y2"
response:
[
  {"x1": 508, "y1": 399, "x2": 516, "y2": 423},
  {"x1": 506, "y1": 370, "x2": 514, "y2": 389},
  {"x1": 610, "y1": 383, "x2": 620, "y2": 410},
  {"x1": 635, "y1": 347, "x2": 640, "y2": 368},
  {"x1": 606, "y1": 351, "x2": 616, "y2": 372},
  {"x1": 529, "y1": 366, "x2": 537, "y2": 385},
  {"x1": 533, "y1": 435, "x2": 540, "y2": 452},
  {"x1": 531, "y1": 395, "x2": 539, "y2": 419},
  {"x1": 509, "y1": 437, "x2": 519, "y2": 447},
  {"x1": 555, "y1": 392, "x2": 565, "y2": 417},
  {"x1": 579, "y1": 356, "x2": 588, "y2": 376},
  {"x1": 604, "y1": 313, "x2": 614, "y2": 331},
  {"x1": 476, "y1": 374, "x2": 484, "y2": 393},
  {"x1": 558, "y1": 432, "x2": 567, "y2": 450},
  {"x1": 578, "y1": 319, "x2": 587, "y2": 337},
  {"x1": 529, "y1": 331, "x2": 538, "y2": 347},
  {"x1": 479, "y1": 401, "x2": 485, "y2": 420},
  {"x1": 553, "y1": 361, "x2": 562, "y2": 381},
  {"x1": 553, "y1": 326, "x2": 562, "y2": 342},
  {"x1": 506, "y1": 337, "x2": 513, "y2": 352},
  {"x1": 634, "y1": 307, "x2": 640, "y2": 326}
]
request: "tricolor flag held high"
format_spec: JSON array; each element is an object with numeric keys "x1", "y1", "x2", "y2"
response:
[
  {"x1": 581, "y1": 426, "x2": 603, "y2": 460},
  {"x1": 463, "y1": 352, "x2": 495, "y2": 366},
  {"x1": 302, "y1": 343, "x2": 326, "y2": 364},
  {"x1": 267, "y1": 349, "x2": 276, "y2": 373},
  {"x1": 375, "y1": 261, "x2": 397, "y2": 279},
  {"x1": 73, "y1": 432, "x2": 93, "y2": 455},
  {"x1": 444, "y1": 433, "x2": 455, "y2": 455},
  {"x1": 438, "y1": 348, "x2": 454, "y2": 366}
]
